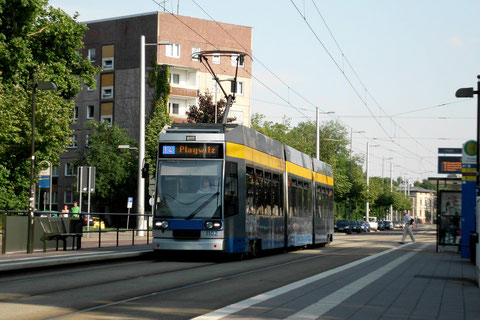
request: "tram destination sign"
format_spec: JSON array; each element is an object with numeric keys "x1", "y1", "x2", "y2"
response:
[
  {"x1": 159, "y1": 143, "x2": 223, "y2": 159},
  {"x1": 438, "y1": 156, "x2": 462, "y2": 174}
]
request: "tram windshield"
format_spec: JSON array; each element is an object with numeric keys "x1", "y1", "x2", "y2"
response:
[{"x1": 155, "y1": 160, "x2": 222, "y2": 219}]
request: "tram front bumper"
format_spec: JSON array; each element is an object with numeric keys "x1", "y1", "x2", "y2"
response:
[{"x1": 153, "y1": 238, "x2": 225, "y2": 251}]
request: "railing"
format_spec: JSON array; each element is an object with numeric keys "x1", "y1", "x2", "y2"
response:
[{"x1": 1, "y1": 210, "x2": 153, "y2": 254}]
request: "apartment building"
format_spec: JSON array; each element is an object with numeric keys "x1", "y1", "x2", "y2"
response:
[{"x1": 50, "y1": 12, "x2": 252, "y2": 211}]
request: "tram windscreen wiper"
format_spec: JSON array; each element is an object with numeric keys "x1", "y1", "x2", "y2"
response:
[{"x1": 186, "y1": 192, "x2": 220, "y2": 220}]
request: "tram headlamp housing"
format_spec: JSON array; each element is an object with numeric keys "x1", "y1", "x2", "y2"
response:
[
  {"x1": 155, "y1": 220, "x2": 169, "y2": 229},
  {"x1": 204, "y1": 221, "x2": 222, "y2": 230}
]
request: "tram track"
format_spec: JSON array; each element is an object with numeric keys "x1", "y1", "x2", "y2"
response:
[{"x1": 34, "y1": 244, "x2": 381, "y2": 319}]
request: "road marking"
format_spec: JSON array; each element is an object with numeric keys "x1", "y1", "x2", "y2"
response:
[
  {"x1": 192, "y1": 242, "x2": 417, "y2": 320},
  {"x1": 286, "y1": 243, "x2": 428, "y2": 319}
]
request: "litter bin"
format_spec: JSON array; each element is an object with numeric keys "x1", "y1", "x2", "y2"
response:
[{"x1": 470, "y1": 232, "x2": 478, "y2": 265}]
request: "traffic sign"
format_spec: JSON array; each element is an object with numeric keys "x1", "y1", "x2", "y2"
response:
[
  {"x1": 127, "y1": 197, "x2": 133, "y2": 209},
  {"x1": 38, "y1": 160, "x2": 51, "y2": 176},
  {"x1": 462, "y1": 140, "x2": 477, "y2": 164}
]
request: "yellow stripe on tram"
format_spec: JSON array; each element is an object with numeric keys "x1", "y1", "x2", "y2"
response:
[
  {"x1": 226, "y1": 142, "x2": 284, "y2": 171},
  {"x1": 286, "y1": 161, "x2": 312, "y2": 181}
]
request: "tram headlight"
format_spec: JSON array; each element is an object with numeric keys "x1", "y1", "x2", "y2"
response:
[
  {"x1": 155, "y1": 220, "x2": 169, "y2": 229},
  {"x1": 205, "y1": 221, "x2": 222, "y2": 230}
]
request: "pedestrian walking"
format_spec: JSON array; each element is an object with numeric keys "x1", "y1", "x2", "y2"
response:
[{"x1": 399, "y1": 211, "x2": 416, "y2": 244}]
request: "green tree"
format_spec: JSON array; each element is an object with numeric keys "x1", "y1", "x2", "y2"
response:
[
  {"x1": 414, "y1": 179, "x2": 435, "y2": 191},
  {"x1": 392, "y1": 191, "x2": 413, "y2": 211},
  {"x1": 79, "y1": 122, "x2": 137, "y2": 211},
  {"x1": 145, "y1": 63, "x2": 171, "y2": 175},
  {"x1": 0, "y1": 0, "x2": 98, "y2": 209}
]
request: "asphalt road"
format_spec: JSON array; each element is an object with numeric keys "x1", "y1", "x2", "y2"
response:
[{"x1": 0, "y1": 226, "x2": 435, "y2": 320}]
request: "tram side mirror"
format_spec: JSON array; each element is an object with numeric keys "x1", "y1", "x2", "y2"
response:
[{"x1": 142, "y1": 163, "x2": 150, "y2": 179}]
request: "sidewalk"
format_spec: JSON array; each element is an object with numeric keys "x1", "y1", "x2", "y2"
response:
[{"x1": 0, "y1": 233, "x2": 153, "y2": 271}]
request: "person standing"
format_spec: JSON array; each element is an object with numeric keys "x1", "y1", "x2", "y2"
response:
[
  {"x1": 71, "y1": 201, "x2": 80, "y2": 218},
  {"x1": 399, "y1": 211, "x2": 416, "y2": 244},
  {"x1": 61, "y1": 205, "x2": 70, "y2": 218}
]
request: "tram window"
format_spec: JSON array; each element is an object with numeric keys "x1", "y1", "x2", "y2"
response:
[
  {"x1": 265, "y1": 171, "x2": 272, "y2": 180},
  {"x1": 246, "y1": 170, "x2": 255, "y2": 215},
  {"x1": 272, "y1": 173, "x2": 280, "y2": 181},
  {"x1": 255, "y1": 177, "x2": 263, "y2": 215},
  {"x1": 264, "y1": 178, "x2": 272, "y2": 215},
  {"x1": 224, "y1": 162, "x2": 238, "y2": 217},
  {"x1": 246, "y1": 166, "x2": 254, "y2": 176},
  {"x1": 256, "y1": 169, "x2": 264, "y2": 178}
]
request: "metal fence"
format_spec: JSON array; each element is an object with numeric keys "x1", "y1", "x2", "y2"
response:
[{"x1": 1, "y1": 210, "x2": 153, "y2": 254}]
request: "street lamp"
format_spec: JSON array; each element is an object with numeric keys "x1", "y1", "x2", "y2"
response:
[
  {"x1": 349, "y1": 129, "x2": 364, "y2": 220},
  {"x1": 316, "y1": 108, "x2": 335, "y2": 160},
  {"x1": 139, "y1": 35, "x2": 172, "y2": 236},
  {"x1": 455, "y1": 76, "x2": 480, "y2": 193},
  {"x1": 366, "y1": 142, "x2": 379, "y2": 222},
  {"x1": 27, "y1": 74, "x2": 57, "y2": 254}
]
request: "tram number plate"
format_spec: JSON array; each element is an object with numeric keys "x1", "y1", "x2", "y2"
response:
[{"x1": 205, "y1": 230, "x2": 218, "y2": 237}]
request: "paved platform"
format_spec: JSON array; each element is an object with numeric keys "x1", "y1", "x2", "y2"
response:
[
  {"x1": 1, "y1": 234, "x2": 479, "y2": 319},
  {"x1": 193, "y1": 242, "x2": 480, "y2": 320}
]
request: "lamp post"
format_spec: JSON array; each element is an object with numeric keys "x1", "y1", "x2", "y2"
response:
[
  {"x1": 27, "y1": 74, "x2": 57, "y2": 254},
  {"x1": 139, "y1": 35, "x2": 172, "y2": 236},
  {"x1": 366, "y1": 142, "x2": 379, "y2": 222},
  {"x1": 348, "y1": 129, "x2": 364, "y2": 220},
  {"x1": 455, "y1": 76, "x2": 480, "y2": 194},
  {"x1": 315, "y1": 108, "x2": 335, "y2": 160}
]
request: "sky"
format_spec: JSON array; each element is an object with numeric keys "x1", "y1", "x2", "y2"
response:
[{"x1": 49, "y1": 0, "x2": 480, "y2": 182}]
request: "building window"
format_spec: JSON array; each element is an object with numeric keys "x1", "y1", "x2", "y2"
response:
[
  {"x1": 231, "y1": 81, "x2": 244, "y2": 95},
  {"x1": 170, "y1": 73, "x2": 180, "y2": 85},
  {"x1": 166, "y1": 43, "x2": 180, "y2": 58},
  {"x1": 66, "y1": 135, "x2": 77, "y2": 148},
  {"x1": 212, "y1": 79, "x2": 219, "y2": 92},
  {"x1": 88, "y1": 48, "x2": 96, "y2": 62},
  {"x1": 101, "y1": 115, "x2": 113, "y2": 125},
  {"x1": 87, "y1": 105, "x2": 94, "y2": 119},
  {"x1": 213, "y1": 54, "x2": 220, "y2": 64},
  {"x1": 73, "y1": 106, "x2": 79, "y2": 120},
  {"x1": 101, "y1": 87, "x2": 113, "y2": 99},
  {"x1": 52, "y1": 191, "x2": 58, "y2": 204},
  {"x1": 231, "y1": 54, "x2": 244, "y2": 67},
  {"x1": 64, "y1": 191, "x2": 74, "y2": 204},
  {"x1": 192, "y1": 47, "x2": 200, "y2": 61},
  {"x1": 85, "y1": 134, "x2": 90, "y2": 147},
  {"x1": 101, "y1": 102, "x2": 113, "y2": 125},
  {"x1": 65, "y1": 163, "x2": 75, "y2": 176},
  {"x1": 52, "y1": 166, "x2": 59, "y2": 177},
  {"x1": 102, "y1": 44, "x2": 114, "y2": 70},
  {"x1": 169, "y1": 102, "x2": 179, "y2": 114},
  {"x1": 102, "y1": 58, "x2": 114, "y2": 71}
]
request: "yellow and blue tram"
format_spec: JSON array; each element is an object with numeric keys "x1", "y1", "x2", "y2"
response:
[{"x1": 152, "y1": 124, "x2": 334, "y2": 255}]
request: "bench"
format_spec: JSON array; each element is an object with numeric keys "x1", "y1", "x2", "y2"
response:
[{"x1": 39, "y1": 218, "x2": 83, "y2": 252}]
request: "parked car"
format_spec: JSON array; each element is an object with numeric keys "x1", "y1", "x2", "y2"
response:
[
  {"x1": 357, "y1": 220, "x2": 370, "y2": 232},
  {"x1": 81, "y1": 214, "x2": 94, "y2": 227},
  {"x1": 393, "y1": 221, "x2": 402, "y2": 229},
  {"x1": 367, "y1": 217, "x2": 378, "y2": 231},
  {"x1": 350, "y1": 220, "x2": 362, "y2": 233},
  {"x1": 335, "y1": 220, "x2": 352, "y2": 234},
  {"x1": 384, "y1": 220, "x2": 393, "y2": 230},
  {"x1": 377, "y1": 220, "x2": 385, "y2": 231}
]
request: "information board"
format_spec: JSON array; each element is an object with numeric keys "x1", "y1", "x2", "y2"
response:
[{"x1": 438, "y1": 156, "x2": 462, "y2": 174}]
